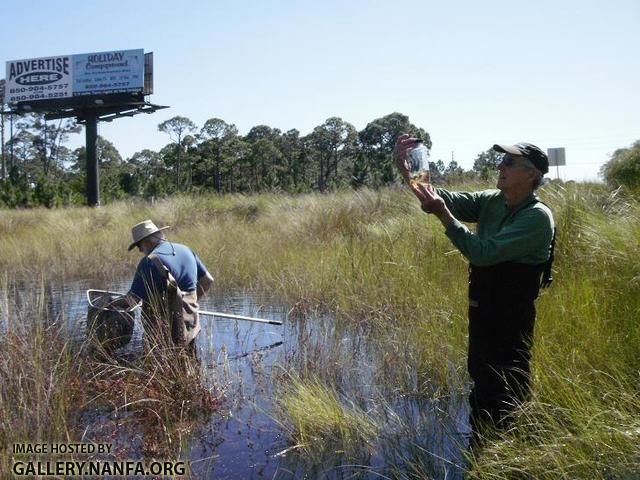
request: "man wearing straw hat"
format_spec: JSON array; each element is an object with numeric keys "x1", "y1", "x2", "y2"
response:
[
  {"x1": 395, "y1": 134, "x2": 555, "y2": 448},
  {"x1": 126, "y1": 219, "x2": 214, "y2": 348}
]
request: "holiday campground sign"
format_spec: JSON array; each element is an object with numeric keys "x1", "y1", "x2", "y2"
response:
[{"x1": 4, "y1": 49, "x2": 144, "y2": 104}]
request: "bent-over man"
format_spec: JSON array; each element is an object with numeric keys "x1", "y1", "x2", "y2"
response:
[{"x1": 126, "y1": 219, "x2": 214, "y2": 348}]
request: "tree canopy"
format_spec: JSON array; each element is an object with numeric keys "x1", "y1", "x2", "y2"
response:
[
  {"x1": 4, "y1": 111, "x2": 625, "y2": 208},
  {"x1": 600, "y1": 140, "x2": 640, "y2": 193}
]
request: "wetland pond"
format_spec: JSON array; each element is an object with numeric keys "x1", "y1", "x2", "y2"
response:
[{"x1": 5, "y1": 281, "x2": 470, "y2": 479}]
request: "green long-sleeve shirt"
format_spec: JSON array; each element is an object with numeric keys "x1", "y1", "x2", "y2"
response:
[{"x1": 436, "y1": 188, "x2": 554, "y2": 267}]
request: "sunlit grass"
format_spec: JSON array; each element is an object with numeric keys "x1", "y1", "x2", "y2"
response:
[
  {"x1": 468, "y1": 365, "x2": 640, "y2": 479},
  {"x1": 81, "y1": 346, "x2": 223, "y2": 458},
  {"x1": 1, "y1": 181, "x2": 639, "y2": 477},
  {"x1": 274, "y1": 373, "x2": 377, "y2": 458}
]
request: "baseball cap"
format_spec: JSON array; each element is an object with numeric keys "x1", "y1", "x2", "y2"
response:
[{"x1": 493, "y1": 143, "x2": 549, "y2": 174}]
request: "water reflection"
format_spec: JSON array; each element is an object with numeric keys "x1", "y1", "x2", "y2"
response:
[{"x1": 1, "y1": 281, "x2": 469, "y2": 479}]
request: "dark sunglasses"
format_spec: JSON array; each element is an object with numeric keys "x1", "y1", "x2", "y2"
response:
[{"x1": 500, "y1": 155, "x2": 534, "y2": 169}]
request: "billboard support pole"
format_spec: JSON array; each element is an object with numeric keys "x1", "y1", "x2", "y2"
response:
[{"x1": 85, "y1": 110, "x2": 99, "y2": 207}]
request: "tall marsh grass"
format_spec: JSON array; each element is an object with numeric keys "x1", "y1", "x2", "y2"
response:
[
  {"x1": 0, "y1": 280, "x2": 78, "y2": 475},
  {"x1": 0, "y1": 277, "x2": 222, "y2": 470},
  {"x1": 1, "y1": 181, "x2": 639, "y2": 478}
]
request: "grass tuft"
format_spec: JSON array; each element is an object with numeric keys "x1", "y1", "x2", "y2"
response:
[{"x1": 274, "y1": 373, "x2": 377, "y2": 458}]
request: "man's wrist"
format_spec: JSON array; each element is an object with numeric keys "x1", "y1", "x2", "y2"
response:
[{"x1": 435, "y1": 208, "x2": 455, "y2": 228}]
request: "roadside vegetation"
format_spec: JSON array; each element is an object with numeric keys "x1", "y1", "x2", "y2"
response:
[{"x1": 1, "y1": 180, "x2": 638, "y2": 478}]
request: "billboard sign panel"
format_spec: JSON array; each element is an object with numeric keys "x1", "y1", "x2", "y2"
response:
[
  {"x1": 4, "y1": 49, "x2": 144, "y2": 104},
  {"x1": 5, "y1": 54, "x2": 72, "y2": 103},
  {"x1": 73, "y1": 49, "x2": 144, "y2": 96},
  {"x1": 547, "y1": 147, "x2": 566, "y2": 166},
  {"x1": 143, "y1": 52, "x2": 154, "y2": 95}
]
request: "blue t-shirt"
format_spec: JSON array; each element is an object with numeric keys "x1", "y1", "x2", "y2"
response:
[{"x1": 129, "y1": 241, "x2": 208, "y2": 301}]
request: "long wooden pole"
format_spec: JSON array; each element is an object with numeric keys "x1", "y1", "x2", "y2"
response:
[
  {"x1": 87, "y1": 290, "x2": 282, "y2": 326},
  {"x1": 199, "y1": 310, "x2": 283, "y2": 326}
]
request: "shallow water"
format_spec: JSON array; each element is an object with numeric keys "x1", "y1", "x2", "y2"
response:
[{"x1": 2, "y1": 281, "x2": 470, "y2": 479}]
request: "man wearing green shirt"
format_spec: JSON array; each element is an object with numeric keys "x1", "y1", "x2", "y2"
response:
[{"x1": 395, "y1": 134, "x2": 555, "y2": 445}]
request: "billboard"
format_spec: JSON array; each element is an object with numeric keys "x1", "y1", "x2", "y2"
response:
[
  {"x1": 4, "y1": 49, "x2": 144, "y2": 104},
  {"x1": 72, "y1": 49, "x2": 144, "y2": 96},
  {"x1": 5, "y1": 54, "x2": 72, "y2": 103},
  {"x1": 547, "y1": 147, "x2": 566, "y2": 167}
]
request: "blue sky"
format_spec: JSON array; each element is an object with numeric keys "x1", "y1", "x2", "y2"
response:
[{"x1": 2, "y1": 0, "x2": 638, "y2": 181}]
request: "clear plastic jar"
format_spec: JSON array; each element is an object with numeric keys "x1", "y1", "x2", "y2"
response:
[{"x1": 408, "y1": 141, "x2": 430, "y2": 185}]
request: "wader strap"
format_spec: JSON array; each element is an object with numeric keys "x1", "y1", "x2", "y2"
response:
[
  {"x1": 147, "y1": 253, "x2": 200, "y2": 346},
  {"x1": 148, "y1": 253, "x2": 171, "y2": 282},
  {"x1": 148, "y1": 253, "x2": 187, "y2": 293},
  {"x1": 535, "y1": 200, "x2": 556, "y2": 289},
  {"x1": 507, "y1": 198, "x2": 556, "y2": 289},
  {"x1": 540, "y1": 227, "x2": 556, "y2": 288}
]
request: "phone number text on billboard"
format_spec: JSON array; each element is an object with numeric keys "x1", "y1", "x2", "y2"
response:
[
  {"x1": 9, "y1": 84, "x2": 69, "y2": 94},
  {"x1": 9, "y1": 92, "x2": 68, "y2": 102}
]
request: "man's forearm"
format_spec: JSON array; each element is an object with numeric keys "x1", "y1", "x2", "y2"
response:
[
  {"x1": 197, "y1": 272, "x2": 214, "y2": 299},
  {"x1": 431, "y1": 205, "x2": 456, "y2": 229}
]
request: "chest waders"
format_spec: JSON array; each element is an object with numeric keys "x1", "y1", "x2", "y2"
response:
[
  {"x1": 468, "y1": 200, "x2": 556, "y2": 440},
  {"x1": 144, "y1": 254, "x2": 201, "y2": 348},
  {"x1": 468, "y1": 261, "x2": 544, "y2": 434}
]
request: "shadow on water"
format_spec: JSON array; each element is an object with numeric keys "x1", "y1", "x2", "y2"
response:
[{"x1": 3, "y1": 281, "x2": 470, "y2": 479}]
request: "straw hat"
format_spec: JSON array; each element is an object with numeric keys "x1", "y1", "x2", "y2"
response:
[{"x1": 128, "y1": 219, "x2": 170, "y2": 251}]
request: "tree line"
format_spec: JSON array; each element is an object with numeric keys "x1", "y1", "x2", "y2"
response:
[{"x1": 1, "y1": 110, "x2": 636, "y2": 208}]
